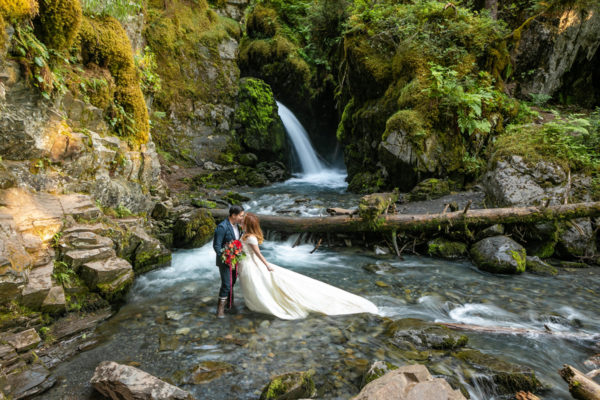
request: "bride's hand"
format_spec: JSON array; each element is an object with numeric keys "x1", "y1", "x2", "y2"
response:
[{"x1": 266, "y1": 263, "x2": 274, "y2": 272}]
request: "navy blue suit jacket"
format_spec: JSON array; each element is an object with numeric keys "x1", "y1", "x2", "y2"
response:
[{"x1": 213, "y1": 219, "x2": 239, "y2": 267}]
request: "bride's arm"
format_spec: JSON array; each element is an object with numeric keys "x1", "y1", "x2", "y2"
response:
[{"x1": 248, "y1": 243, "x2": 274, "y2": 272}]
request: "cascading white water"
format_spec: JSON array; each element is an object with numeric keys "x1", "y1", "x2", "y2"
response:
[{"x1": 276, "y1": 101, "x2": 324, "y2": 175}]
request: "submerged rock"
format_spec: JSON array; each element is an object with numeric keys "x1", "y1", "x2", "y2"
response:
[
  {"x1": 362, "y1": 360, "x2": 398, "y2": 386},
  {"x1": 260, "y1": 371, "x2": 316, "y2": 400},
  {"x1": 427, "y1": 238, "x2": 468, "y2": 260},
  {"x1": 91, "y1": 361, "x2": 194, "y2": 400},
  {"x1": 354, "y1": 364, "x2": 466, "y2": 400},
  {"x1": 525, "y1": 256, "x2": 558, "y2": 276},
  {"x1": 470, "y1": 236, "x2": 526, "y2": 274},
  {"x1": 386, "y1": 319, "x2": 469, "y2": 351},
  {"x1": 453, "y1": 349, "x2": 542, "y2": 395}
]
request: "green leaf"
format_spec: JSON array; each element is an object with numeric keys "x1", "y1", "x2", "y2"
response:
[{"x1": 34, "y1": 56, "x2": 45, "y2": 67}]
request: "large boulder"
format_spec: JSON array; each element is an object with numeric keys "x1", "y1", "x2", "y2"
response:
[
  {"x1": 557, "y1": 218, "x2": 597, "y2": 259},
  {"x1": 173, "y1": 209, "x2": 216, "y2": 249},
  {"x1": 91, "y1": 361, "x2": 194, "y2": 400},
  {"x1": 353, "y1": 364, "x2": 466, "y2": 400},
  {"x1": 470, "y1": 236, "x2": 526, "y2": 274},
  {"x1": 482, "y1": 155, "x2": 569, "y2": 207}
]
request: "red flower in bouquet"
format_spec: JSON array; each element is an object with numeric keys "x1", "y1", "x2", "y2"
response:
[{"x1": 222, "y1": 239, "x2": 245, "y2": 268}]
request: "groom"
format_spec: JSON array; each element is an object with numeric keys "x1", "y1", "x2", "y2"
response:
[{"x1": 213, "y1": 204, "x2": 245, "y2": 318}]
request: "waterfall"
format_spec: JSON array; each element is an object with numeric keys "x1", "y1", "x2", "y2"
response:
[{"x1": 276, "y1": 101, "x2": 324, "y2": 174}]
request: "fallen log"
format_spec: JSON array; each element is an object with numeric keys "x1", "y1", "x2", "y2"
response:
[
  {"x1": 439, "y1": 322, "x2": 600, "y2": 343},
  {"x1": 559, "y1": 364, "x2": 600, "y2": 400},
  {"x1": 207, "y1": 202, "x2": 600, "y2": 233}
]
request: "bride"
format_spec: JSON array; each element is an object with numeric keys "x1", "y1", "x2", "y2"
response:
[{"x1": 238, "y1": 213, "x2": 378, "y2": 320}]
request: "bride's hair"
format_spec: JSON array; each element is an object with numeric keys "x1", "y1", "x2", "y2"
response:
[{"x1": 242, "y1": 213, "x2": 264, "y2": 244}]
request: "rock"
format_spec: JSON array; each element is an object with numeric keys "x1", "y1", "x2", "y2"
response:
[
  {"x1": 235, "y1": 78, "x2": 289, "y2": 163},
  {"x1": 477, "y1": 224, "x2": 504, "y2": 239},
  {"x1": 354, "y1": 364, "x2": 465, "y2": 400},
  {"x1": 362, "y1": 263, "x2": 398, "y2": 274},
  {"x1": 363, "y1": 361, "x2": 399, "y2": 386},
  {"x1": 482, "y1": 155, "x2": 582, "y2": 207},
  {"x1": 90, "y1": 361, "x2": 194, "y2": 400},
  {"x1": 60, "y1": 231, "x2": 114, "y2": 251},
  {"x1": 260, "y1": 371, "x2": 315, "y2": 400},
  {"x1": 130, "y1": 228, "x2": 171, "y2": 274},
  {"x1": 20, "y1": 263, "x2": 53, "y2": 309},
  {"x1": 514, "y1": 6, "x2": 600, "y2": 107},
  {"x1": 515, "y1": 392, "x2": 541, "y2": 400},
  {"x1": 239, "y1": 153, "x2": 258, "y2": 166},
  {"x1": 183, "y1": 361, "x2": 235, "y2": 384},
  {"x1": 386, "y1": 319, "x2": 469, "y2": 351},
  {"x1": 470, "y1": 236, "x2": 527, "y2": 274},
  {"x1": 6, "y1": 329, "x2": 41, "y2": 352},
  {"x1": 41, "y1": 286, "x2": 66, "y2": 314},
  {"x1": 427, "y1": 238, "x2": 468, "y2": 260},
  {"x1": 0, "y1": 363, "x2": 56, "y2": 399},
  {"x1": 63, "y1": 247, "x2": 116, "y2": 271},
  {"x1": 557, "y1": 218, "x2": 597, "y2": 259},
  {"x1": 222, "y1": 192, "x2": 250, "y2": 205},
  {"x1": 557, "y1": 260, "x2": 590, "y2": 269},
  {"x1": 453, "y1": 349, "x2": 542, "y2": 394},
  {"x1": 0, "y1": 163, "x2": 16, "y2": 189},
  {"x1": 173, "y1": 209, "x2": 216, "y2": 248},
  {"x1": 152, "y1": 202, "x2": 171, "y2": 220},
  {"x1": 358, "y1": 192, "x2": 398, "y2": 222},
  {"x1": 80, "y1": 257, "x2": 134, "y2": 301},
  {"x1": 408, "y1": 178, "x2": 451, "y2": 201},
  {"x1": 525, "y1": 256, "x2": 558, "y2": 276}
]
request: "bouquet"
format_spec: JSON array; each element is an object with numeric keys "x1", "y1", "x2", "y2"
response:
[{"x1": 222, "y1": 239, "x2": 245, "y2": 268}]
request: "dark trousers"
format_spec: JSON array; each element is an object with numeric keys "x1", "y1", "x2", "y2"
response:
[{"x1": 218, "y1": 264, "x2": 237, "y2": 299}]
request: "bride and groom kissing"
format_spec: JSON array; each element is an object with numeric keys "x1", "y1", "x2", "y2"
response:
[{"x1": 213, "y1": 204, "x2": 379, "y2": 320}]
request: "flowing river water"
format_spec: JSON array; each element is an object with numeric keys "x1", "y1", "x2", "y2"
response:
[
  {"x1": 41, "y1": 175, "x2": 600, "y2": 400},
  {"x1": 40, "y1": 104, "x2": 600, "y2": 399}
]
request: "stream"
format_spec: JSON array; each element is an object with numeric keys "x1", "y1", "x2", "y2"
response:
[{"x1": 39, "y1": 103, "x2": 600, "y2": 399}]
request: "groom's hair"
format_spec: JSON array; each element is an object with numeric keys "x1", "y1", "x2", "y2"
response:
[{"x1": 229, "y1": 204, "x2": 244, "y2": 216}]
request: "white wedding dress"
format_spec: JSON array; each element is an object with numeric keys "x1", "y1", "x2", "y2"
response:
[{"x1": 238, "y1": 235, "x2": 379, "y2": 320}]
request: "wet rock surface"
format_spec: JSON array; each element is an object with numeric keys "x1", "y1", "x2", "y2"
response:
[
  {"x1": 470, "y1": 236, "x2": 527, "y2": 274},
  {"x1": 354, "y1": 364, "x2": 466, "y2": 400},
  {"x1": 91, "y1": 361, "x2": 194, "y2": 400}
]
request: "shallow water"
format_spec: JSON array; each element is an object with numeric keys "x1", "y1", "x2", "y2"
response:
[{"x1": 42, "y1": 235, "x2": 600, "y2": 399}]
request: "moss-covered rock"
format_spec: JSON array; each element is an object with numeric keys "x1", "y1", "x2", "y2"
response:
[
  {"x1": 525, "y1": 256, "x2": 558, "y2": 276},
  {"x1": 470, "y1": 235, "x2": 526, "y2": 274},
  {"x1": 34, "y1": 0, "x2": 82, "y2": 50},
  {"x1": 358, "y1": 192, "x2": 398, "y2": 227},
  {"x1": 409, "y1": 178, "x2": 451, "y2": 201},
  {"x1": 362, "y1": 361, "x2": 398, "y2": 387},
  {"x1": 235, "y1": 78, "x2": 288, "y2": 162},
  {"x1": 386, "y1": 318, "x2": 469, "y2": 351},
  {"x1": 0, "y1": 0, "x2": 39, "y2": 20},
  {"x1": 428, "y1": 238, "x2": 468, "y2": 260},
  {"x1": 173, "y1": 209, "x2": 216, "y2": 248},
  {"x1": 260, "y1": 371, "x2": 315, "y2": 400},
  {"x1": 453, "y1": 349, "x2": 542, "y2": 394},
  {"x1": 78, "y1": 15, "x2": 149, "y2": 145}
]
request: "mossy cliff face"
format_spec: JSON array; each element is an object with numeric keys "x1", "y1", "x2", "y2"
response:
[
  {"x1": 144, "y1": 0, "x2": 242, "y2": 164},
  {"x1": 79, "y1": 15, "x2": 149, "y2": 145},
  {"x1": 234, "y1": 77, "x2": 288, "y2": 162},
  {"x1": 337, "y1": 1, "x2": 519, "y2": 193},
  {"x1": 34, "y1": 0, "x2": 82, "y2": 50}
]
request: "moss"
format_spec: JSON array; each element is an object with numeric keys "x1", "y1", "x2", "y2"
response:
[
  {"x1": 383, "y1": 109, "x2": 426, "y2": 143},
  {"x1": 79, "y1": 15, "x2": 149, "y2": 145},
  {"x1": 260, "y1": 371, "x2": 315, "y2": 400},
  {"x1": 510, "y1": 249, "x2": 527, "y2": 273},
  {"x1": 428, "y1": 238, "x2": 468, "y2": 260},
  {"x1": 0, "y1": 0, "x2": 38, "y2": 20},
  {"x1": 454, "y1": 349, "x2": 542, "y2": 394},
  {"x1": 409, "y1": 178, "x2": 451, "y2": 201},
  {"x1": 34, "y1": 0, "x2": 82, "y2": 50},
  {"x1": 234, "y1": 78, "x2": 286, "y2": 161},
  {"x1": 363, "y1": 362, "x2": 398, "y2": 385},
  {"x1": 96, "y1": 273, "x2": 133, "y2": 303},
  {"x1": 173, "y1": 209, "x2": 216, "y2": 248},
  {"x1": 246, "y1": 5, "x2": 279, "y2": 38}
]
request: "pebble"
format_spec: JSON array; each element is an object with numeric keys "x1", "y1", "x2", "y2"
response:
[{"x1": 176, "y1": 328, "x2": 190, "y2": 335}]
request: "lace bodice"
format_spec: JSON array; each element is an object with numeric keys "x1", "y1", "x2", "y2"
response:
[{"x1": 242, "y1": 235, "x2": 259, "y2": 256}]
